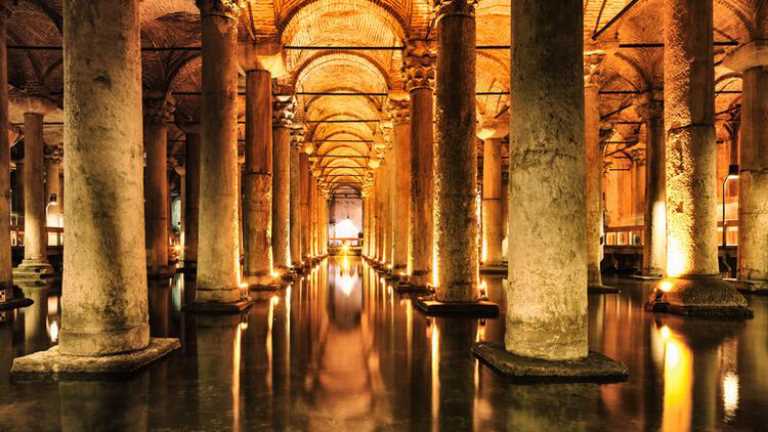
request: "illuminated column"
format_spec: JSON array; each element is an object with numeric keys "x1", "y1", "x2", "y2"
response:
[
  {"x1": 584, "y1": 53, "x2": 605, "y2": 287},
  {"x1": 15, "y1": 104, "x2": 54, "y2": 279},
  {"x1": 388, "y1": 97, "x2": 411, "y2": 272},
  {"x1": 0, "y1": 4, "x2": 14, "y2": 304},
  {"x1": 654, "y1": 0, "x2": 748, "y2": 315},
  {"x1": 193, "y1": 0, "x2": 245, "y2": 308},
  {"x1": 272, "y1": 97, "x2": 294, "y2": 271},
  {"x1": 724, "y1": 42, "x2": 768, "y2": 288},
  {"x1": 243, "y1": 68, "x2": 273, "y2": 285},
  {"x1": 637, "y1": 95, "x2": 666, "y2": 277},
  {"x1": 506, "y1": 0, "x2": 589, "y2": 360},
  {"x1": 310, "y1": 178, "x2": 318, "y2": 257},
  {"x1": 374, "y1": 167, "x2": 383, "y2": 262},
  {"x1": 183, "y1": 127, "x2": 201, "y2": 266},
  {"x1": 289, "y1": 125, "x2": 304, "y2": 267},
  {"x1": 382, "y1": 127, "x2": 394, "y2": 267},
  {"x1": 299, "y1": 151, "x2": 311, "y2": 262},
  {"x1": 433, "y1": 0, "x2": 479, "y2": 301},
  {"x1": 44, "y1": 146, "x2": 63, "y2": 229},
  {"x1": 477, "y1": 118, "x2": 507, "y2": 267},
  {"x1": 11, "y1": 0, "x2": 180, "y2": 372},
  {"x1": 404, "y1": 41, "x2": 435, "y2": 286},
  {"x1": 143, "y1": 94, "x2": 173, "y2": 275}
]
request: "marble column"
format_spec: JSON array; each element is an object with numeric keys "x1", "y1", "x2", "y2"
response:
[
  {"x1": 194, "y1": 0, "x2": 245, "y2": 306},
  {"x1": 183, "y1": 128, "x2": 201, "y2": 266},
  {"x1": 13, "y1": 0, "x2": 180, "y2": 367},
  {"x1": 143, "y1": 95, "x2": 173, "y2": 275},
  {"x1": 15, "y1": 109, "x2": 54, "y2": 278},
  {"x1": 44, "y1": 147, "x2": 63, "y2": 228},
  {"x1": 243, "y1": 68, "x2": 273, "y2": 285},
  {"x1": 381, "y1": 136, "x2": 393, "y2": 267},
  {"x1": 654, "y1": 0, "x2": 747, "y2": 315},
  {"x1": 507, "y1": 0, "x2": 588, "y2": 360},
  {"x1": 310, "y1": 178, "x2": 318, "y2": 257},
  {"x1": 388, "y1": 97, "x2": 411, "y2": 273},
  {"x1": 638, "y1": 96, "x2": 666, "y2": 277},
  {"x1": 584, "y1": 55, "x2": 605, "y2": 287},
  {"x1": 0, "y1": 3, "x2": 12, "y2": 301},
  {"x1": 272, "y1": 97, "x2": 294, "y2": 271},
  {"x1": 433, "y1": 0, "x2": 478, "y2": 301},
  {"x1": 299, "y1": 152, "x2": 311, "y2": 262},
  {"x1": 404, "y1": 40, "x2": 435, "y2": 287},
  {"x1": 477, "y1": 120, "x2": 506, "y2": 267},
  {"x1": 289, "y1": 126, "x2": 304, "y2": 267}
]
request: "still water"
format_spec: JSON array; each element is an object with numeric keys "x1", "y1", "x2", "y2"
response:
[{"x1": 0, "y1": 257, "x2": 766, "y2": 431}]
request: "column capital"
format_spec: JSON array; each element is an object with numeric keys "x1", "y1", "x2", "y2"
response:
[
  {"x1": 387, "y1": 96, "x2": 410, "y2": 125},
  {"x1": 290, "y1": 123, "x2": 306, "y2": 149},
  {"x1": 403, "y1": 39, "x2": 436, "y2": 92},
  {"x1": 635, "y1": 92, "x2": 664, "y2": 122},
  {"x1": 273, "y1": 95, "x2": 295, "y2": 128},
  {"x1": 584, "y1": 50, "x2": 607, "y2": 88},
  {"x1": 434, "y1": 0, "x2": 477, "y2": 19},
  {"x1": 44, "y1": 143, "x2": 63, "y2": 164},
  {"x1": 477, "y1": 114, "x2": 509, "y2": 140},
  {"x1": 9, "y1": 85, "x2": 57, "y2": 116},
  {"x1": 196, "y1": 0, "x2": 246, "y2": 19},
  {"x1": 723, "y1": 40, "x2": 768, "y2": 73},
  {"x1": 144, "y1": 92, "x2": 175, "y2": 126},
  {"x1": 240, "y1": 40, "x2": 287, "y2": 77}
]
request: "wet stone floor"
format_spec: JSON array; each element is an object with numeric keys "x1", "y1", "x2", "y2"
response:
[{"x1": 0, "y1": 257, "x2": 767, "y2": 431}]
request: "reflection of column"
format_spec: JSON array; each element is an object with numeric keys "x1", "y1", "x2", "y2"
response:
[
  {"x1": 289, "y1": 126, "x2": 304, "y2": 267},
  {"x1": 434, "y1": 0, "x2": 478, "y2": 300},
  {"x1": 507, "y1": 0, "x2": 588, "y2": 359},
  {"x1": 638, "y1": 97, "x2": 666, "y2": 276},
  {"x1": 404, "y1": 40, "x2": 435, "y2": 286},
  {"x1": 183, "y1": 128, "x2": 200, "y2": 266},
  {"x1": 59, "y1": 379, "x2": 148, "y2": 431},
  {"x1": 584, "y1": 55, "x2": 605, "y2": 286},
  {"x1": 244, "y1": 68, "x2": 273, "y2": 285},
  {"x1": 0, "y1": 5, "x2": 11, "y2": 298},
  {"x1": 194, "y1": 0, "x2": 243, "y2": 304},
  {"x1": 389, "y1": 98, "x2": 411, "y2": 272},
  {"x1": 272, "y1": 97, "x2": 294, "y2": 270}
]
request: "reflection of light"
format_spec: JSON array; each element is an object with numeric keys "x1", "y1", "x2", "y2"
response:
[
  {"x1": 430, "y1": 322, "x2": 440, "y2": 423},
  {"x1": 723, "y1": 372, "x2": 739, "y2": 420},
  {"x1": 48, "y1": 319, "x2": 59, "y2": 343},
  {"x1": 479, "y1": 280, "x2": 487, "y2": 298},
  {"x1": 239, "y1": 322, "x2": 248, "y2": 331},
  {"x1": 271, "y1": 270, "x2": 280, "y2": 279},
  {"x1": 336, "y1": 218, "x2": 360, "y2": 239},
  {"x1": 659, "y1": 280, "x2": 674, "y2": 293},
  {"x1": 340, "y1": 241, "x2": 351, "y2": 256},
  {"x1": 662, "y1": 327, "x2": 692, "y2": 432},
  {"x1": 341, "y1": 274, "x2": 354, "y2": 296}
]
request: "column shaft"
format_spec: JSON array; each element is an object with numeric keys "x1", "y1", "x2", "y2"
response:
[
  {"x1": 60, "y1": 0, "x2": 148, "y2": 354},
  {"x1": 0, "y1": 7, "x2": 11, "y2": 294},
  {"x1": 144, "y1": 117, "x2": 169, "y2": 273},
  {"x1": 184, "y1": 131, "x2": 200, "y2": 264},
  {"x1": 409, "y1": 87, "x2": 434, "y2": 285},
  {"x1": 434, "y1": 0, "x2": 478, "y2": 300},
  {"x1": 482, "y1": 137, "x2": 503, "y2": 266},
  {"x1": 507, "y1": 0, "x2": 587, "y2": 360},
  {"x1": 244, "y1": 69, "x2": 273, "y2": 283},
  {"x1": 195, "y1": 3, "x2": 241, "y2": 301},
  {"x1": 21, "y1": 113, "x2": 49, "y2": 265},
  {"x1": 299, "y1": 153, "x2": 310, "y2": 261},
  {"x1": 272, "y1": 123, "x2": 291, "y2": 269},
  {"x1": 289, "y1": 137, "x2": 301, "y2": 266},
  {"x1": 643, "y1": 110, "x2": 666, "y2": 276},
  {"x1": 585, "y1": 84, "x2": 603, "y2": 286},
  {"x1": 45, "y1": 156, "x2": 62, "y2": 227},
  {"x1": 392, "y1": 118, "x2": 411, "y2": 271}
]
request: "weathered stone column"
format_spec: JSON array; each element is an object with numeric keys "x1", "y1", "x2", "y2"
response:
[
  {"x1": 477, "y1": 118, "x2": 507, "y2": 268},
  {"x1": 653, "y1": 0, "x2": 749, "y2": 316},
  {"x1": 472, "y1": 0, "x2": 627, "y2": 381},
  {"x1": 310, "y1": 177, "x2": 318, "y2": 257},
  {"x1": 433, "y1": 0, "x2": 479, "y2": 302},
  {"x1": 300, "y1": 151, "x2": 311, "y2": 262},
  {"x1": 12, "y1": 0, "x2": 179, "y2": 376},
  {"x1": 289, "y1": 125, "x2": 304, "y2": 267},
  {"x1": 584, "y1": 53, "x2": 606, "y2": 287},
  {"x1": 724, "y1": 41, "x2": 768, "y2": 290},
  {"x1": 272, "y1": 97, "x2": 294, "y2": 271},
  {"x1": 143, "y1": 94, "x2": 174, "y2": 276},
  {"x1": 15, "y1": 107, "x2": 54, "y2": 279},
  {"x1": 44, "y1": 146, "x2": 63, "y2": 228},
  {"x1": 243, "y1": 68, "x2": 273, "y2": 286},
  {"x1": 183, "y1": 127, "x2": 200, "y2": 266},
  {"x1": 388, "y1": 97, "x2": 411, "y2": 273},
  {"x1": 637, "y1": 95, "x2": 666, "y2": 277},
  {"x1": 192, "y1": 0, "x2": 246, "y2": 309},
  {"x1": 381, "y1": 132, "x2": 394, "y2": 267},
  {"x1": 405, "y1": 40, "x2": 435, "y2": 287}
]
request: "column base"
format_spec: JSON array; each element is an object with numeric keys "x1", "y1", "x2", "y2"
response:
[
  {"x1": 472, "y1": 342, "x2": 628, "y2": 383},
  {"x1": 724, "y1": 277, "x2": 768, "y2": 295},
  {"x1": 588, "y1": 284, "x2": 620, "y2": 294},
  {"x1": 13, "y1": 260, "x2": 55, "y2": 283},
  {"x1": 0, "y1": 295, "x2": 34, "y2": 311},
  {"x1": 10, "y1": 338, "x2": 180, "y2": 380},
  {"x1": 184, "y1": 299, "x2": 253, "y2": 314},
  {"x1": 414, "y1": 295, "x2": 499, "y2": 317},
  {"x1": 243, "y1": 273, "x2": 284, "y2": 291},
  {"x1": 646, "y1": 276, "x2": 753, "y2": 319},
  {"x1": 407, "y1": 271, "x2": 432, "y2": 289},
  {"x1": 393, "y1": 280, "x2": 430, "y2": 294},
  {"x1": 480, "y1": 263, "x2": 508, "y2": 275}
]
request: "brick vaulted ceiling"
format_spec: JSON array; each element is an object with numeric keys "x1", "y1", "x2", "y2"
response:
[{"x1": 4, "y1": 0, "x2": 767, "y2": 193}]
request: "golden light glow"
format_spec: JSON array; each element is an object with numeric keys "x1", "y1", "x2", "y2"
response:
[
  {"x1": 667, "y1": 240, "x2": 687, "y2": 278},
  {"x1": 723, "y1": 372, "x2": 739, "y2": 420},
  {"x1": 659, "y1": 280, "x2": 674, "y2": 293},
  {"x1": 47, "y1": 319, "x2": 59, "y2": 343},
  {"x1": 661, "y1": 327, "x2": 693, "y2": 432},
  {"x1": 430, "y1": 322, "x2": 440, "y2": 424}
]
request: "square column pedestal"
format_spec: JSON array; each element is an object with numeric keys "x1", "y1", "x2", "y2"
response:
[
  {"x1": 646, "y1": 277, "x2": 753, "y2": 319},
  {"x1": 472, "y1": 342, "x2": 628, "y2": 383},
  {"x1": 11, "y1": 338, "x2": 180, "y2": 380}
]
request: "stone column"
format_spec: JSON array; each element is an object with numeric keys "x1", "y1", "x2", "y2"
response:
[
  {"x1": 183, "y1": 128, "x2": 201, "y2": 266},
  {"x1": 584, "y1": 53, "x2": 605, "y2": 287},
  {"x1": 638, "y1": 96, "x2": 666, "y2": 277},
  {"x1": 433, "y1": 0, "x2": 479, "y2": 301},
  {"x1": 388, "y1": 97, "x2": 411, "y2": 273},
  {"x1": 272, "y1": 97, "x2": 294, "y2": 271},
  {"x1": 15, "y1": 108, "x2": 54, "y2": 279},
  {"x1": 44, "y1": 146, "x2": 63, "y2": 228},
  {"x1": 724, "y1": 42, "x2": 768, "y2": 288},
  {"x1": 299, "y1": 152, "x2": 311, "y2": 262},
  {"x1": 12, "y1": 0, "x2": 179, "y2": 374},
  {"x1": 381, "y1": 135, "x2": 393, "y2": 267},
  {"x1": 310, "y1": 177, "x2": 318, "y2": 258},
  {"x1": 404, "y1": 40, "x2": 435, "y2": 287},
  {"x1": 193, "y1": 0, "x2": 246, "y2": 308},
  {"x1": 506, "y1": 0, "x2": 588, "y2": 360},
  {"x1": 654, "y1": 0, "x2": 748, "y2": 315},
  {"x1": 0, "y1": 3, "x2": 13, "y2": 302},
  {"x1": 143, "y1": 94, "x2": 174, "y2": 276},
  {"x1": 362, "y1": 193, "x2": 370, "y2": 257},
  {"x1": 477, "y1": 118, "x2": 507, "y2": 267},
  {"x1": 243, "y1": 68, "x2": 273, "y2": 285},
  {"x1": 289, "y1": 125, "x2": 304, "y2": 267}
]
